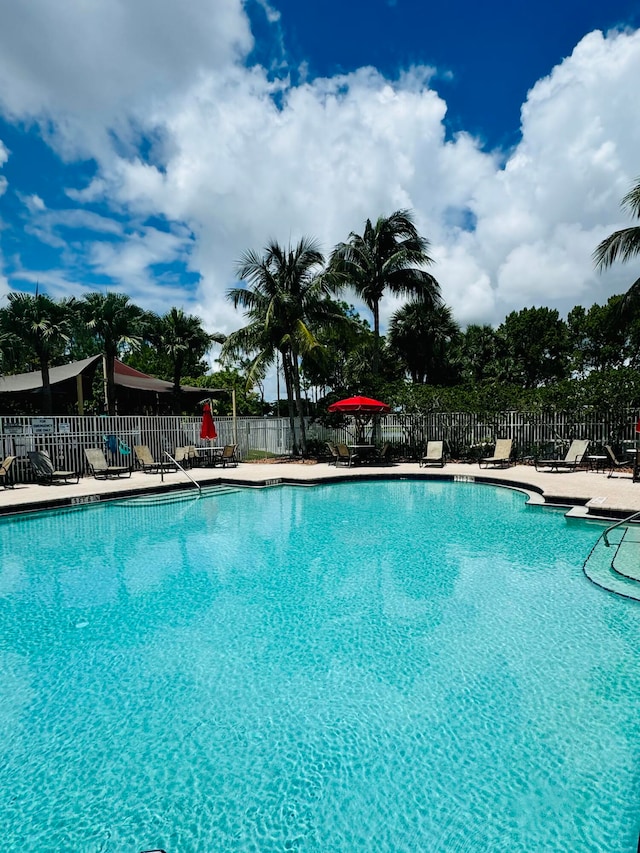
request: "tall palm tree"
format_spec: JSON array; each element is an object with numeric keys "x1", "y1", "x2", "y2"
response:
[
  {"x1": 594, "y1": 178, "x2": 640, "y2": 315},
  {"x1": 1, "y1": 292, "x2": 75, "y2": 413},
  {"x1": 224, "y1": 238, "x2": 339, "y2": 455},
  {"x1": 388, "y1": 301, "x2": 460, "y2": 384},
  {"x1": 329, "y1": 209, "x2": 441, "y2": 373},
  {"x1": 80, "y1": 292, "x2": 146, "y2": 414},
  {"x1": 152, "y1": 308, "x2": 225, "y2": 413}
]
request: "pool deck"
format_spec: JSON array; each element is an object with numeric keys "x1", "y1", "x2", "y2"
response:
[{"x1": 0, "y1": 460, "x2": 639, "y2": 520}]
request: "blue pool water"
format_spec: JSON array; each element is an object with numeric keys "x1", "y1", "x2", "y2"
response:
[{"x1": 1, "y1": 480, "x2": 639, "y2": 851}]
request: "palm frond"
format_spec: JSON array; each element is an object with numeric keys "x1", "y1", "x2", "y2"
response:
[
  {"x1": 622, "y1": 178, "x2": 640, "y2": 219},
  {"x1": 593, "y1": 227, "x2": 640, "y2": 270}
]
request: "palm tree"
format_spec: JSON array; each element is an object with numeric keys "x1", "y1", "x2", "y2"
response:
[
  {"x1": 152, "y1": 308, "x2": 225, "y2": 413},
  {"x1": 224, "y1": 238, "x2": 339, "y2": 455},
  {"x1": 594, "y1": 178, "x2": 640, "y2": 316},
  {"x1": 1, "y1": 292, "x2": 75, "y2": 413},
  {"x1": 79, "y1": 292, "x2": 146, "y2": 414},
  {"x1": 329, "y1": 209, "x2": 441, "y2": 373},
  {"x1": 388, "y1": 301, "x2": 460, "y2": 384}
]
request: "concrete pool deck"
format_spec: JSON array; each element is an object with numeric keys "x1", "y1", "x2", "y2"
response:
[{"x1": 0, "y1": 460, "x2": 639, "y2": 520}]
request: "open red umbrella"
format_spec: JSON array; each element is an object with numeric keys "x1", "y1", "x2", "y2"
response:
[
  {"x1": 328, "y1": 396, "x2": 390, "y2": 443},
  {"x1": 200, "y1": 402, "x2": 218, "y2": 441},
  {"x1": 327, "y1": 395, "x2": 390, "y2": 414}
]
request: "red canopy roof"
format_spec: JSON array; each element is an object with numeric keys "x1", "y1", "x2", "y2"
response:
[{"x1": 328, "y1": 396, "x2": 390, "y2": 414}]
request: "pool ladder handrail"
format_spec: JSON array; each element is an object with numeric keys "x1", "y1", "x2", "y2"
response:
[
  {"x1": 602, "y1": 510, "x2": 640, "y2": 547},
  {"x1": 163, "y1": 451, "x2": 201, "y2": 493}
]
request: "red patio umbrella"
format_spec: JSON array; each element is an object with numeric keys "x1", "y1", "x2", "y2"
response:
[
  {"x1": 328, "y1": 396, "x2": 390, "y2": 443},
  {"x1": 327, "y1": 395, "x2": 390, "y2": 414},
  {"x1": 200, "y1": 402, "x2": 218, "y2": 441}
]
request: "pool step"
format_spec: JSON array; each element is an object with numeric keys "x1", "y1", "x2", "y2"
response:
[
  {"x1": 115, "y1": 484, "x2": 240, "y2": 507},
  {"x1": 583, "y1": 527, "x2": 640, "y2": 602},
  {"x1": 611, "y1": 527, "x2": 640, "y2": 582}
]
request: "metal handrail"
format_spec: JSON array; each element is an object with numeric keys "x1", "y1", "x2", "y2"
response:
[
  {"x1": 603, "y1": 510, "x2": 640, "y2": 547},
  {"x1": 163, "y1": 451, "x2": 201, "y2": 493}
]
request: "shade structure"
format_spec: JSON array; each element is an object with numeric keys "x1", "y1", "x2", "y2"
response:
[
  {"x1": 328, "y1": 396, "x2": 390, "y2": 443},
  {"x1": 200, "y1": 402, "x2": 218, "y2": 440},
  {"x1": 327, "y1": 396, "x2": 390, "y2": 414}
]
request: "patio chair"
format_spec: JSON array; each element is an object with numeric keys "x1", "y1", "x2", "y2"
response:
[
  {"x1": 27, "y1": 450, "x2": 79, "y2": 485},
  {"x1": 478, "y1": 438, "x2": 513, "y2": 469},
  {"x1": 84, "y1": 448, "x2": 131, "y2": 480},
  {"x1": 0, "y1": 455, "x2": 15, "y2": 488},
  {"x1": 336, "y1": 443, "x2": 358, "y2": 467},
  {"x1": 215, "y1": 444, "x2": 239, "y2": 468},
  {"x1": 534, "y1": 439, "x2": 589, "y2": 472},
  {"x1": 419, "y1": 441, "x2": 445, "y2": 468},
  {"x1": 173, "y1": 446, "x2": 190, "y2": 468},
  {"x1": 134, "y1": 445, "x2": 177, "y2": 474},
  {"x1": 186, "y1": 445, "x2": 202, "y2": 467},
  {"x1": 604, "y1": 445, "x2": 631, "y2": 478},
  {"x1": 326, "y1": 441, "x2": 340, "y2": 466},
  {"x1": 371, "y1": 442, "x2": 392, "y2": 465}
]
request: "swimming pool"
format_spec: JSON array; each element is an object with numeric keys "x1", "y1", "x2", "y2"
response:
[{"x1": 1, "y1": 480, "x2": 639, "y2": 851}]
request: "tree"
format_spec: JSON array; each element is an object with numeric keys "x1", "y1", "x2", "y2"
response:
[
  {"x1": 225, "y1": 238, "x2": 339, "y2": 455},
  {"x1": 299, "y1": 300, "x2": 372, "y2": 396},
  {"x1": 566, "y1": 296, "x2": 638, "y2": 377},
  {"x1": 149, "y1": 308, "x2": 224, "y2": 414},
  {"x1": 0, "y1": 292, "x2": 75, "y2": 413},
  {"x1": 329, "y1": 209, "x2": 441, "y2": 373},
  {"x1": 594, "y1": 178, "x2": 640, "y2": 316},
  {"x1": 495, "y1": 307, "x2": 570, "y2": 388},
  {"x1": 387, "y1": 301, "x2": 460, "y2": 384},
  {"x1": 454, "y1": 324, "x2": 501, "y2": 385},
  {"x1": 187, "y1": 368, "x2": 266, "y2": 416},
  {"x1": 79, "y1": 292, "x2": 147, "y2": 414}
]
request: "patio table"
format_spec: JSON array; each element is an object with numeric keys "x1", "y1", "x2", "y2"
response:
[
  {"x1": 348, "y1": 444, "x2": 376, "y2": 464},
  {"x1": 194, "y1": 446, "x2": 224, "y2": 467}
]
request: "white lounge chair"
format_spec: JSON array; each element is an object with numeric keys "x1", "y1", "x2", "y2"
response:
[
  {"x1": 535, "y1": 439, "x2": 589, "y2": 472},
  {"x1": 134, "y1": 445, "x2": 177, "y2": 474},
  {"x1": 479, "y1": 438, "x2": 513, "y2": 469},
  {"x1": 419, "y1": 441, "x2": 445, "y2": 468},
  {"x1": 85, "y1": 447, "x2": 130, "y2": 479}
]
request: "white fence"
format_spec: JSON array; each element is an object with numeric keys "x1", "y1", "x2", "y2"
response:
[{"x1": 2, "y1": 409, "x2": 638, "y2": 482}]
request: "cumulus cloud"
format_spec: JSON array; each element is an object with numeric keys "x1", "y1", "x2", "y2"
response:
[{"x1": 0, "y1": 1, "x2": 639, "y2": 343}]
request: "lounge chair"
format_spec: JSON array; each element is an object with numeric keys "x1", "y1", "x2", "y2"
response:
[
  {"x1": 535, "y1": 439, "x2": 589, "y2": 472},
  {"x1": 28, "y1": 450, "x2": 79, "y2": 485},
  {"x1": 85, "y1": 448, "x2": 131, "y2": 479},
  {"x1": 134, "y1": 445, "x2": 177, "y2": 474},
  {"x1": 215, "y1": 444, "x2": 239, "y2": 468},
  {"x1": 604, "y1": 445, "x2": 631, "y2": 478},
  {"x1": 0, "y1": 455, "x2": 15, "y2": 488},
  {"x1": 419, "y1": 441, "x2": 445, "y2": 468},
  {"x1": 479, "y1": 438, "x2": 513, "y2": 469}
]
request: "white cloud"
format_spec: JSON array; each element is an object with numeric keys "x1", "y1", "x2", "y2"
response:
[
  {"x1": 0, "y1": 3, "x2": 638, "y2": 345},
  {"x1": 21, "y1": 194, "x2": 45, "y2": 213},
  {"x1": 254, "y1": 0, "x2": 281, "y2": 24}
]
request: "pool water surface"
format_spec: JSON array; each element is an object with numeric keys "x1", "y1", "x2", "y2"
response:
[{"x1": 0, "y1": 480, "x2": 639, "y2": 851}]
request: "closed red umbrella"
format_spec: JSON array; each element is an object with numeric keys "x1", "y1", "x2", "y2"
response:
[{"x1": 200, "y1": 402, "x2": 218, "y2": 440}]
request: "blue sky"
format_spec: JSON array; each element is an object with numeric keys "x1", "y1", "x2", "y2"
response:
[
  {"x1": 266, "y1": 0, "x2": 640, "y2": 148},
  {"x1": 0, "y1": 0, "x2": 639, "y2": 350}
]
